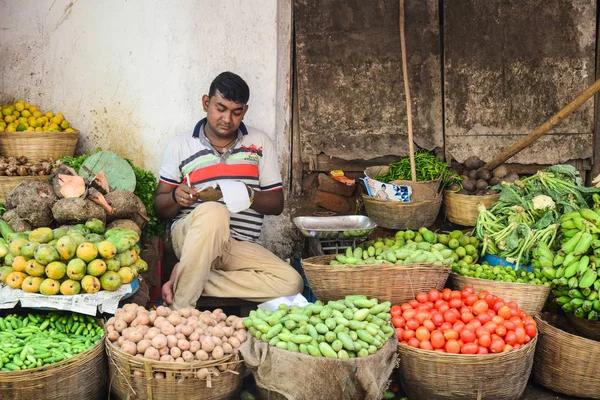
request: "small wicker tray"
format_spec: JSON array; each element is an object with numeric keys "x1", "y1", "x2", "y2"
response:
[{"x1": 443, "y1": 190, "x2": 499, "y2": 226}]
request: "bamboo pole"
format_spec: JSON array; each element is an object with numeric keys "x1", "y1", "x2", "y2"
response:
[
  {"x1": 485, "y1": 77, "x2": 600, "y2": 171},
  {"x1": 400, "y1": 0, "x2": 416, "y2": 182}
]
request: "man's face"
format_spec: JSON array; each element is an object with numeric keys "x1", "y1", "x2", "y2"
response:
[{"x1": 202, "y1": 91, "x2": 248, "y2": 137}]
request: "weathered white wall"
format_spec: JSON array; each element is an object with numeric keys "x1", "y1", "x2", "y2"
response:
[{"x1": 0, "y1": 0, "x2": 295, "y2": 255}]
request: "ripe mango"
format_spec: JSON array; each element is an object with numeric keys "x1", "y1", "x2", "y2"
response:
[
  {"x1": 132, "y1": 258, "x2": 148, "y2": 273},
  {"x1": 99, "y1": 271, "x2": 122, "y2": 291},
  {"x1": 118, "y1": 266, "x2": 135, "y2": 284},
  {"x1": 25, "y1": 259, "x2": 46, "y2": 277},
  {"x1": 20, "y1": 242, "x2": 39, "y2": 260},
  {"x1": 0, "y1": 243, "x2": 8, "y2": 258},
  {"x1": 12, "y1": 255, "x2": 27, "y2": 272},
  {"x1": 68, "y1": 233, "x2": 86, "y2": 246},
  {"x1": 0, "y1": 266, "x2": 14, "y2": 283},
  {"x1": 85, "y1": 218, "x2": 105, "y2": 234},
  {"x1": 60, "y1": 279, "x2": 81, "y2": 295},
  {"x1": 67, "y1": 258, "x2": 87, "y2": 280},
  {"x1": 9, "y1": 238, "x2": 29, "y2": 256},
  {"x1": 86, "y1": 259, "x2": 107, "y2": 277},
  {"x1": 45, "y1": 261, "x2": 67, "y2": 280},
  {"x1": 96, "y1": 241, "x2": 117, "y2": 259},
  {"x1": 3, "y1": 253, "x2": 15, "y2": 268},
  {"x1": 39, "y1": 278, "x2": 61, "y2": 295},
  {"x1": 6, "y1": 271, "x2": 27, "y2": 289},
  {"x1": 29, "y1": 227, "x2": 54, "y2": 243},
  {"x1": 105, "y1": 258, "x2": 121, "y2": 272},
  {"x1": 81, "y1": 275, "x2": 101, "y2": 293},
  {"x1": 56, "y1": 236, "x2": 77, "y2": 261},
  {"x1": 22, "y1": 276, "x2": 44, "y2": 293},
  {"x1": 76, "y1": 242, "x2": 98, "y2": 263},
  {"x1": 34, "y1": 244, "x2": 60, "y2": 266}
]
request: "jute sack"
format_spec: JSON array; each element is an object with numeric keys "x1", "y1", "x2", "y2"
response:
[{"x1": 239, "y1": 334, "x2": 398, "y2": 400}]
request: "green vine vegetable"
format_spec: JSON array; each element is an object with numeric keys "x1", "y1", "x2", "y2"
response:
[{"x1": 375, "y1": 151, "x2": 458, "y2": 187}]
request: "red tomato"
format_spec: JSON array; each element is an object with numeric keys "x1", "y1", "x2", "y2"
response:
[
  {"x1": 472, "y1": 299, "x2": 489, "y2": 316},
  {"x1": 492, "y1": 300, "x2": 506, "y2": 312},
  {"x1": 415, "y1": 310, "x2": 430, "y2": 324},
  {"x1": 430, "y1": 330, "x2": 445, "y2": 349},
  {"x1": 459, "y1": 306, "x2": 471, "y2": 314},
  {"x1": 464, "y1": 294, "x2": 478, "y2": 306},
  {"x1": 440, "y1": 322, "x2": 453, "y2": 331},
  {"x1": 469, "y1": 319, "x2": 482, "y2": 329},
  {"x1": 504, "y1": 331, "x2": 517, "y2": 346},
  {"x1": 395, "y1": 328, "x2": 404, "y2": 339},
  {"x1": 461, "y1": 312, "x2": 474, "y2": 324},
  {"x1": 443, "y1": 310, "x2": 458, "y2": 324},
  {"x1": 477, "y1": 290, "x2": 489, "y2": 299},
  {"x1": 444, "y1": 329, "x2": 459, "y2": 341},
  {"x1": 435, "y1": 299, "x2": 446, "y2": 308},
  {"x1": 509, "y1": 316, "x2": 524, "y2": 328},
  {"x1": 450, "y1": 290, "x2": 462, "y2": 299},
  {"x1": 461, "y1": 342, "x2": 478, "y2": 354},
  {"x1": 483, "y1": 322, "x2": 498, "y2": 334},
  {"x1": 476, "y1": 313, "x2": 492, "y2": 324},
  {"x1": 478, "y1": 333, "x2": 491, "y2": 348},
  {"x1": 491, "y1": 315, "x2": 505, "y2": 325},
  {"x1": 463, "y1": 286, "x2": 475, "y2": 295},
  {"x1": 514, "y1": 327, "x2": 526, "y2": 344},
  {"x1": 487, "y1": 309, "x2": 497, "y2": 318},
  {"x1": 503, "y1": 344, "x2": 514, "y2": 352},
  {"x1": 441, "y1": 288, "x2": 452, "y2": 301},
  {"x1": 402, "y1": 309, "x2": 416, "y2": 321},
  {"x1": 437, "y1": 302, "x2": 450, "y2": 314},
  {"x1": 460, "y1": 329, "x2": 476, "y2": 343},
  {"x1": 428, "y1": 289, "x2": 440, "y2": 302},
  {"x1": 418, "y1": 302, "x2": 434, "y2": 311},
  {"x1": 431, "y1": 312, "x2": 444, "y2": 327},
  {"x1": 503, "y1": 321, "x2": 515, "y2": 331},
  {"x1": 513, "y1": 343, "x2": 521, "y2": 350},
  {"x1": 403, "y1": 329, "x2": 415, "y2": 340},
  {"x1": 449, "y1": 298, "x2": 463, "y2": 309},
  {"x1": 434, "y1": 349, "x2": 446, "y2": 353},
  {"x1": 453, "y1": 320, "x2": 465, "y2": 333},
  {"x1": 416, "y1": 292, "x2": 429, "y2": 303},
  {"x1": 524, "y1": 323, "x2": 536, "y2": 338},
  {"x1": 419, "y1": 340, "x2": 434, "y2": 350},
  {"x1": 445, "y1": 339, "x2": 461, "y2": 354},
  {"x1": 484, "y1": 294, "x2": 497, "y2": 307},
  {"x1": 415, "y1": 326, "x2": 431, "y2": 342},
  {"x1": 475, "y1": 327, "x2": 489, "y2": 338},
  {"x1": 408, "y1": 338, "x2": 420, "y2": 348},
  {"x1": 409, "y1": 300, "x2": 419, "y2": 309},
  {"x1": 392, "y1": 317, "x2": 406, "y2": 329},
  {"x1": 401, "y1": 303, "x2": 413, "y2": 311},
  {"x1": 477, "y1": 346, "x2": 489, "y2": 354},
  {"x1": 406, "y1": 319, "x2": 420, "y2": 331},
  {"x1": 391, "y1": 305, "x2": 403, "y2": 317},
  {"x1": 495, "y1": 325, "x2": 507, "y2": 337},
  {"x1": 423, "y1": 319, "x2": 436, "y2": 332},
  {"x1": 507, "y1": 301, "x2": 519, "y2": 310},
  {"x1": 489, "y1": 337, "x2": 505, "y2": 353}
]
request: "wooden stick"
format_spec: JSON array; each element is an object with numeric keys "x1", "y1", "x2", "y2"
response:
[
  {"x1": 400, "y1": 0, "x2": 416, "y2": 182},
  {"x1": 485, "y1": 77, "x2": 600, "y2": 171}
]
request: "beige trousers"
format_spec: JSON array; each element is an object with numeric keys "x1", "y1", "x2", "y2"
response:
[{"x1": 170, "y1": 202, "x2": 304, "y2": 309}]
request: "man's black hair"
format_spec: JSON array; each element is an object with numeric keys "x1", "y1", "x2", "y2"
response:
[
  {"x1": 382, "y1": 184, "x2": 386, "y2": 189},
  {"x1": 209, "y1": 72, "x2": 250, "y2": 104}
]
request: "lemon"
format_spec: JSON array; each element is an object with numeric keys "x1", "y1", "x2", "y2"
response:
[
  {"x1": 24, "y1": 102, "x2": 30, "y2": 110},
  {"x1": 32, "y1": 111, "x2": 42, "y2": 118},
  {"x1": 35, "y1": 127, "x2": 42, "y2": 132},
  {"x1": 60, "y1": 120, "x2": 70, "y2": 129},
  {"x1": 2, "y1": 107, "x2": 13, "y2": 116},
  {"x1": 55, "y1": 113, "x2": 64, "y2": 120},
  {"x1": 12, "y1": 111, "x2": 20, "y2": 118},
  {"x1": 30, "y1": 106, "x2": 38, "y2": 113},
  {"x1": 49, "y1": 123, "x2": 59, "y2": 130},
  {"x1": 45, "y1": 112, "x2": 53, "y2": 119},
  {"x1": 29, "y1": 120, "x2": 38, "y2": 128},
  {"x1": 0, "y1": 121, "x2": 6, "y2": 128},
  {"x1": 64, "y1": 128, "x2": 75, "y2": 133},
  {"x1": 21, "y1": 110, "x2": 31, "y2": 118},
  {"x1": 42, "y1": 127, "x2": 50, "y2": 132},
  {"x1": 4, "y1": 115, "x2": 14, "y2": 123},
  {"x1": 14, "y1": 102, "x2": 24, "y2": 112},
  {"x1": 0, "y1": 126, "x2": 4, "y2": 132},
  {"x1": 18, "y1": 117, "x2": 28, "y2": 124},
  {"x1": 6, "y1": 125, "x2": 16, "y2": 132},
  {"x1": 50, "y1": 116, "x2": 61, "y2": 125},
  {"x1": 41, "y1": 116, "x2": 48, "y2": 124}
]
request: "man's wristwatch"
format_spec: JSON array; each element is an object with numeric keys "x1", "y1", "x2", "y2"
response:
[{"x1": 248, "y1": 185, "x2": 255, "y2": 205}]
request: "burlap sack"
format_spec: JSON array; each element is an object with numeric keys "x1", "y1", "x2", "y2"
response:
[{"x1": 239, "y1": 334, "x2": 398, "y2": 400}]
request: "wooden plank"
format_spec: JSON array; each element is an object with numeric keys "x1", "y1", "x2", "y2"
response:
[
  {"x1": 593, "y1": 3, "x2": 600, "y2": 181},
  {"x1": 303, "y1": 154, "x2": 401, "y2": 172}
]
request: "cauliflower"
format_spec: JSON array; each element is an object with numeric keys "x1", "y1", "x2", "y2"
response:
[{"x1": 532, "y1": 195, "x2": 555, "y2": 211}]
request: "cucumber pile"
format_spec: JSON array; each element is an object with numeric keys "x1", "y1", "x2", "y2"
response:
[
  {"x1": 243, "y1": 296, "x2": 394, "y2": 358},
  {"x1": 0, "y1": 312, "x2": 103, "y2": 371},
  {"x1": 330, "y1": 228, "x2": 480, "y2": 267}
]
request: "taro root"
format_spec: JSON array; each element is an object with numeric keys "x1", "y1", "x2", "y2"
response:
[
  {"x1": 6, "y1": 181, "x2": 57, "y2": 228},
  {"x1": 52, "y1": 197, "x2": 107, "y2": 223},
  {"x1": 464, "y1": 156, "x2": 485, "y2": 171},
  {"x1": 492, "y1": 165, "x2": 509, "y2": 179},
  {"x1": 1, "y1": 209, "x2": 32, "y2": 232},
  {"x1": 462, "y1": 178, "x2": 475, "y2": 193},
  {"x1": 476, "y1": 169, "x2": 491, "y2": 181},
  {"x1": 489, "y1": 177, "x2": 500, "y2": 186},
  {"x1": 105, "y1": 190, "x2": 143, "y2": 221},
  {"x1": 467, "y1": 170, "x2": 478, "y2": 181},
  {"x1": 502, "y1": 172, "x2": 520, "y2": 184},
  {"x1": 475, "y1": 179, "x2": 489, "y2": 191}
]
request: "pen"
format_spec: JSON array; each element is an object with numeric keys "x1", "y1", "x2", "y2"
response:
[{"x1": 186, "y1": 173, "x2": 193, "y2": 199}]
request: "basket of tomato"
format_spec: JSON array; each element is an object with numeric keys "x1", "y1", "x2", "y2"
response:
[{"x1": 392, "y1": 287, "x2": 537, "y2": 400}]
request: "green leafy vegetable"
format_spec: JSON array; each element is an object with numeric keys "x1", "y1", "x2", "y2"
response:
[
  {"x1": 0, "y1": 202, "x2": 6, "y2": 216},
  {"x1": 374, "y1": 151, "x2": 458, "y2": 187}
]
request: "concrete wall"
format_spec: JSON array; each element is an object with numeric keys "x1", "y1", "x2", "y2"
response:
[{"x1": 0, "y1": 0, "x2": 295, "y2": 256}]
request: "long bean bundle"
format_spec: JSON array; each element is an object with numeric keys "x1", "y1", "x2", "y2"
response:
[{"x1": 375, "y1": 151, "x2": 456, "y2": 186}]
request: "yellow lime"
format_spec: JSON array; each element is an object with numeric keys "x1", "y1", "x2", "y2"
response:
[
  {"x1": 49, "y1": 123, "x2": 59, "y2": 130},
  {"x1": 12, "y1": 111, "x2": 20, "y2": 118},
  {"x1": 64, "y1": 128, "x2": 75, "y2": 133},
  {"x1": 4, "y1": 115, "x2": 14, "y2": 123},
  {"x1": 45, "y1": 112, "x2": 53, "y2": 118},
  {"x1": 50, "y1": 116, "x2": 61, "y2": 125},
  {"x1": 35, "y1": 127, "x2": 42, "y2": 132},
  {"x1": 6, "y1": 125, "x2": 16, "y2": 132},
  {"x1": 2, "y1": 107, "x2": 13, "y2": 116},
  {"x1": 18, "y1": 117, "x2": 27, "y2": 124},
  {"x1": 0, "y1": 126, "x2": 4, "y2": 132},
  {"x1": 24, "y1": 103, "x2": 30, "y2": 110},
  {"x1": 60, "y1": 120, "x2": 70, "y2": 129},
  {"x1": 14, "y1": 103, "x2": 24, "y2": 112},
  {"x1": 21, "y1": 110, "x2": 31, "y2": 118},
  {"x1": 32, "y1": 111, "x2": 42, "y2": 118},
  {"x1": 29, "y1": 120, "x2": 38, "y2": 128}
]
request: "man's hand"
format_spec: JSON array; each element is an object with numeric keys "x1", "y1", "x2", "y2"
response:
[{"x1": 172, "y1": 183, "x2": 198, "y2": 208}]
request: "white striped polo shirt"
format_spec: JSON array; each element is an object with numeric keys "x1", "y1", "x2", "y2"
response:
[{"x1": 159, "y1": 118, "x2": 283, "y2": 242}]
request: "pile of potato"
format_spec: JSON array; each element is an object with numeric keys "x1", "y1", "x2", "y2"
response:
[
  {"x1": 106, "y1": 304, "x2": 247, "y2": 380},
  {"x1": 449, "y1": 156, "x2": 519, "y2": 196}
]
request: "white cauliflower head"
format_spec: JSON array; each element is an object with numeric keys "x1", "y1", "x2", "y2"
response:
[{"x1": 532, "y1": 195, "x2": 555, "y2": 211}]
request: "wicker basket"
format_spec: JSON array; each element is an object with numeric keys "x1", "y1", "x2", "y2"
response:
[
  {"x1": 449, "y1": 273, "x2": 550, "y2": 315},
  {"x1": 0, "y1": 175, "x2": 49, "y2": 203},
  {"x1": 397, "y1": 335, "x2": 537, "y2": 400},
  {"x1": 301, "y1": 255, "x2": 450, "y2": 304},
  {"x1": 533, "y1": 313, "x2": 600, "y2": 398},
  {"x1": 0, "y1": 131, "x2": 79, "y2": 162},
  {"x1": 0, "y1": 334, "x2": 107, "y2": 400},
  {"x1": 364, "y1": 166, "x2": 442, "y2": 202},
  {"x1": 106, "y1": 339, "x2": 245, "y2": 400},
  {"x1": 443, "y1": 190, "x2": 499, "y2": 226},
  {"x1": 566, "y1": 312, "x2": 600, "y2": 341},
  {"x1": 362, "y1": 192, "x2": 443, "y2": 230}
]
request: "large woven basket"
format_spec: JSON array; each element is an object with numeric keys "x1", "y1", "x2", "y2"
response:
[
  {"x1": 302, "y1": 255, "x2": 450, "y2": 304},
  {"x1": 397, "y1": 336, "x2": 537, "y2": 400},
  {"x1": 449, "y1": 273, "x2": 550, "y2": 315},
  {"x1": 0, "y1": 175, "x2": 49, "y2": 203},
  {"x1": 566, "y1": 312, "x2": 600, "y2": 341},
  {"x1": 106, "y1": 339, "x2": 245, "y2": 400},
  {"x1": 533, "y1": 313, "x2": 600, "y2": 398},
  {"x1": 0, "y1": 333, "x2": 107, "y2": 400},
  {"x1": 362, "y1": 192, "x2": 443, "y2": 230},
  {"x1": 443, "y1": 190, "x2": 499, "y2": 226},
  {"x1": 0, "y1": 131, "x2": 79, "y2": 162}
]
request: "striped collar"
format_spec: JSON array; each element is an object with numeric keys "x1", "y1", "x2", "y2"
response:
[{"x1": 192, "y1": 118, "x2": 248, "y2": 138}]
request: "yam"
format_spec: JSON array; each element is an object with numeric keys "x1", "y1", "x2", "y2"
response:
[
  {"x1": 52, "y1": 197, "x2": 106, "y2": 224},
  {"x1": 502, "y1": 172, "x2": 520, "y2": 184},
  {"x1": 107, "y1": 219, "x2": 142, "y2": 238},
  {"x1": 462, "y1": 179, "x2": 475, "y2": 193},
  {"x1": 489, "y1": 177, "x2": 500, "y2": 186},
  {"x1": 464, "y1": 156, "x2": 485, "y2": 171},
  {"x1": 6, "y1": 181, "x2": 57, "y2": 228},
  {"x1": 475, "y1": 179, "x2": 488, "y2": 191},
  {"x1": 2, "y1": 210, "x2": 32, "y2": 232},
  {"x1": 132, "y1": 196, "x2": 148, "y2": 230},
  {"x1": 476, "y1": 169, "x2": 491, "y2": 181},
  {"x1": 492, "y1": 165, "x2": 509, "y2": 179},
  {"x1": 467, "y1": 170, "x2": 478, "y2": 181},
  {"x1": 104, "y1": 190, "x2": 142, "y2": 221},
  {"x1": 49, "y1": 164, "x2": 86, "y2": 199}
]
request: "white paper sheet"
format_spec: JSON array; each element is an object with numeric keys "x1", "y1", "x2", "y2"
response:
[
  {"x1": 257, "y1": 294, "x2": 310, "y2": 312},
  {"x1": 217, "y1": 180, "x2": 251, "y2": 213}
]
